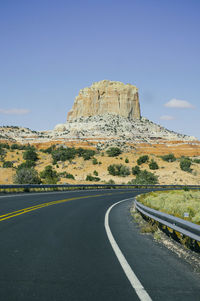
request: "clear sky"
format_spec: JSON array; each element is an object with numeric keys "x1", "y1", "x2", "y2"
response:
[{"x1": 0, "y1": 0, "x2": 199, "y2": 138}]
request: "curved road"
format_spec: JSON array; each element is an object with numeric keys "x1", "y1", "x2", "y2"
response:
[{"x1": 0, "y1": 189, "x2": 199, "y2": 300}]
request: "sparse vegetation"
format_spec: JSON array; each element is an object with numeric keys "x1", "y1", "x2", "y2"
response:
[
  {"x1": 14, "y1": 167, "x2": 41, "y2": 184},
  {"x1": 40, "y1": 165, "x2": 59, "y2": 184},
  {"x1": 82, "y1": 149, "x2": 96, "y2": 160},
  {"x1": 52, "y1": 147, "x2": 76, "y2": 163},
  {"x1": 106, "y1": 179, "x2": 115, "y2": 184},
  {"x1": 106, "y1": 147, "x2": 122, "y2": 157},
  {"x1": 132, "y1": 165, "x2": 141, "y2": 175},
  {"x1": 0, "y1": 141, "x2": 200, "y2": 186},
  {"x1": 92, "y1": 158, "x2": 98, "y2": 165},
  {"x1": 11, "y1": 143, "x2": 23, "y2": 150},
  {"x1": 86, "y1": 174, "x2": 100, "y2": 182},
  {"x1": 11, "y1": 143, "x2": 32, "y2": 150},
  {"x1": 149, "y1": 159, "x2": 159, "y2": 170},
  {"x1": 108, "y1": 164, "x2": 130, "y2": 177},
  {"x1": 3, "y1": 161, "x2": 13, "y2": 168},
  {"x1": 65, "y1": 173, "x2": 75, "y2": 179},
  {"x1": 0, "y1": 143, "x2": 10, "y2": 149},
  {"x1": 180, "y1": 158, "x2": 192, "y2": 172},
  {"x1": 58, "y1": 171, "x2": 75, "y2": 179},
  {"x1": 17, "y1": 160, "x2": 36, "y2": 169},
  {"x1": 40, "y1": 145, "x2": 56, "y2": 154},
  {"x1": 137, "y1": 155, "x2": 149, "y2": 165},
  {"x1": 133, "y1": 170, "x2": 158, "y2": 184},
  {"x1": 161, "y1": 153, "x2": 176, "y2": 162},
  {"x1": 0, "y1": 148, "x2": 6, "y2": 161},
  {"x1": 23, "y1": 148, "x2": 38, "y2": 162},
  {"x1": 93, "y1": 170, "x2": 98, "y2": 176},
  {"x1": 193, "y1": 158, "x2": 200, "y2": 164}
]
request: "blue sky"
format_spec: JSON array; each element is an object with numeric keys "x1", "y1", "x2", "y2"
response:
[{"x1": 0, "y1": 0, "x2": 199, "y2": 138}]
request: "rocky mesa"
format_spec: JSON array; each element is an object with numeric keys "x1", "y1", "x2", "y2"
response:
[
  {"x1": 67, "y1": 80, "x2": 141, "y2": 121},
  {"x1": 0, "y1": 80, "x2": 199, "y2": 157},
  {"x1": 54, "y1": 80, "x2": 196, "y2": 144}
]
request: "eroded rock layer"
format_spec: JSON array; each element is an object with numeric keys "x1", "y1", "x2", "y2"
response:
[{"x1": 67, "y1": 80, "x2": 141, "y2": 121}]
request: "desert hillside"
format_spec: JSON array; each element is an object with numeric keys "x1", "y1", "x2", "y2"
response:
[{"x1": 0, "y1": 142, "x2": 200, "y2": 185}]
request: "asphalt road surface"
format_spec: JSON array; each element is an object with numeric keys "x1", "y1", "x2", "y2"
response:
[{"x1": 0, "y1": 189, "x2": 199, "y2": 301}]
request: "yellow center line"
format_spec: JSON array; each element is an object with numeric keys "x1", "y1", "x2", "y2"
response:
[{"x1": 0, "y1": 192, "x2": 124, "y2": 222}]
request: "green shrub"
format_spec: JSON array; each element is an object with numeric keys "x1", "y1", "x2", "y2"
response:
[
  {"x1": 149, "y1": 159, "x2": 159, "y2": 170},
  {"x1": 11, "y1": 143, "x2": 22, "y2": 150},
  {"x1": 59, "y1": 172, "x2": 75, "y2": 179},
  {"x1": 106, "y1": 147, "x2": 122, "y2": 157},
  {"x1": 137, "y1": 155, "x2": 149, "y2": 165},
  {"x1": 52, "y1": 147, "x2": 76, "y2": 163},
  {"x1": 14, "y1": 167, "x2": 41, "y2": 184},
  {"x1": 161, "y1": 153, "x2": 176, "y2": 162},
  {"x1": 86, "y1": 174, "x2": 100, "y2": 182},
  {"x1": 132, "y1": 165, "x2": 141, "y2": 175},
  {"x1": 133, "y1": 170, "x2": 158, "y2": 184},
  {"x1": 23, "y1": 148, "x2": 38, "y2": 162},
  {"x1": 106, "y1": 179, "x2": 115, "y2": 184},
  {"x1": 17, "y1": 160, "x2": 36, "y2": 169},
  {"x1": 180, "y1": 158, "x2": 192, "y2": 172},
  {"x1": 93, "y1": 170, "x2": 98, "y2": 176},
  {"x1": 193, "y1": 158, "x2": 200, "y2": 164},
  {"x1": 65, "y1": 173, "x2": 75, "y2": 179},
  {"x1": 65, "y1": 173, "x2": 75, "y2": 180},
  {"x1": 40, "y1": 145, "x2": 56, "y2": 154},
  {"x1": 0, "y1": 148, "x2": 6, "y2": 161},
  {"x1": 11, "y1": 144, "x2": 35, "y2": 151},
  {"x1": 125, "y1": 158, "x2": 129, "y2": 163},
  {"x1": 40, "y1": 165, "x2": 59, "y2": 183},
  {"x1": 75, "y1": 148, "x2": 96, "y2": 160},
  {"x1": 82, "y1": 149, "x2": 96, "y2": 160},
  {"x1": 92, "y1": 158, "x2": 98, "y2": 165},
  {"x1": 108, "y1": 164, "x2": 130, "y2": 177},
  {"x1": 3, "y1": 161, "x2": 13, "y2": 168},
  {"x1": 76, "y1": 147, "x2": 85, "y2": 157},
  {"x1": 11, "y1": 143, "x2": 29, "y2": 150},
  {"x1": 0, "y1": 143, "x2": 10, "y2": 149}
]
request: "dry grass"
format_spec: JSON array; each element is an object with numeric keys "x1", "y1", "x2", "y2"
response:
[
  {"x1": 0, "y1": 146, "x2": 200, "y2": 186},
  {"x1": 137, "y1": 190, "x2": 200, "y2": 225}
]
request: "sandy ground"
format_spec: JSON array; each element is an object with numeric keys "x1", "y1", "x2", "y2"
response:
[{"x1": 0, "y1": 147, "x2": 200, "y2": 185}]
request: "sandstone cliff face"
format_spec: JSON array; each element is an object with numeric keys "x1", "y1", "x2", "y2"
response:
[{"x1": 67, "y1": 80, "x2": 141, "y2": 121}]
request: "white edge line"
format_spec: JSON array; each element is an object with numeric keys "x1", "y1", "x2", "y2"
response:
[{"x1": 104, "y1": 198, "x2": 152, "y2": 301}]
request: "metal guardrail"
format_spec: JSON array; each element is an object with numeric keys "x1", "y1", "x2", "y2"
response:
[
  {"x1": 135, "y1": 200, "x2": 200, "y2": 242},
  {"x1": 0, "y1": 184, "x2": 200, "y2": 194}
]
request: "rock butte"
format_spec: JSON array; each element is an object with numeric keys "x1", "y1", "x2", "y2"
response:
[
  {"x1": 53, "y1": 80, "x2": 196, "y2": 144},
  {"x1": 67, "y1": 80, "x2": 141, "y2": 121},
  {"x1": 0, "y1": 80, "x2": 198, "y2": 156}
]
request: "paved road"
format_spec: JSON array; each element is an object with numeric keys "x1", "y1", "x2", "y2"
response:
[{"x1": 0, "y1": 189, "x2": 199, "y2": 300}]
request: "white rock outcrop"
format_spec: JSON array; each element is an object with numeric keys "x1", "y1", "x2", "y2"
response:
[{"x1": 53, "y1": 114, "x2": 196, "y2": 143}]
